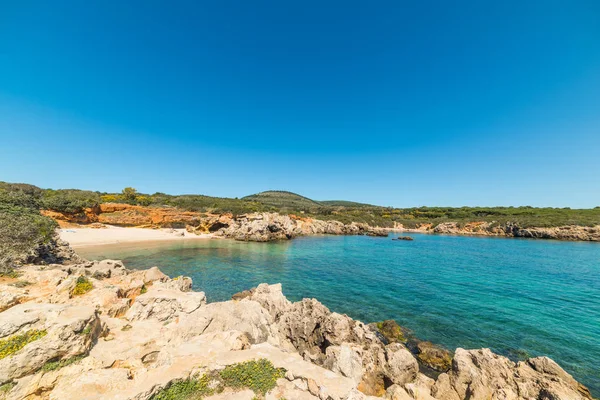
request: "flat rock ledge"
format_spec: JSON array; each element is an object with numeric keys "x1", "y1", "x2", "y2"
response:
[{"x1": 0, "y1": 261, "x2": 593, "y2": 400}]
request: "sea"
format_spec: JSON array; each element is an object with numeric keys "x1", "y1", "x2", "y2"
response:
[{"x1": 78, "y1": 233, "x2": 600, "y2": 394}]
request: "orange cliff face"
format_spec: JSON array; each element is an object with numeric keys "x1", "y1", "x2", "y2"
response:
[{"x1": 42, "y1": 203, "x2": 224, "y2": 229}]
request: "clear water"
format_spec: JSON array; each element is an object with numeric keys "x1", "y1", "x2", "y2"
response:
[{"x1": 78, "y1": 233, "x2": 600, "y2": 395}]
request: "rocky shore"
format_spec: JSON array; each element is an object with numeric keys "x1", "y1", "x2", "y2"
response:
[
  {"x1": 397, "y1": 221, "x2": 600, "y2": 242},
  {"x1": 43, "y1": 204, "x2": 388, "y2": 242},
  {"x1": 42, "y1": 203, "x2": 600, "y2": 243},
  {"x1": 0, "y1": 258, "x2": 594, "y2": 399}
]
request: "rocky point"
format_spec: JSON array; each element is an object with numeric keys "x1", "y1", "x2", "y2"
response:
[{"x1": 0, "y1": 257, "x2": 593, "y2": 400}]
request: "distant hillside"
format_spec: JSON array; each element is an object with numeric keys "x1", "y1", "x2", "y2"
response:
[
  {"x1": 319, "y1": 200, "x2": 376, "y2": 208},
  {"x1": 242, "y1": 191, "x2": 321, "y2": 209},
  {"x1": 243, "y1": 191, "x2": 378, "y2": 209},
  {"x1": 2, "y1": 182, "x2": 600, "y2": 232}
]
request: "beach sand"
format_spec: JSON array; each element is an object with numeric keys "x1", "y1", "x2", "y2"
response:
[{"x1": 59, "y1": 225, "x2": 214, "y2": 248}]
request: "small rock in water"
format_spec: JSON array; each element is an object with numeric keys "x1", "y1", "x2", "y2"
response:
[{"x1": 393, "y1": 236, "x2": 414, "y2": 241}]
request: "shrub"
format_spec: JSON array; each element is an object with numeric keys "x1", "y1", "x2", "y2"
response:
[
  {"x1": 150, "y1": 359, "x2": 285, "y2": 399},
  {"x1": 72, "y1": 276, "x2": 93, "y2": 296},
  {"x1": 0, "y1": 329, "x2": 47, "y2": 360},
  {"x1": 0, "y1": 381, "x2": 16, "y2": 394},
  {"x1": 42, "y1": 189, "x2": 100, "y2": 213},
  {"x1": 42, "y1": 354, "x2": 86, "y2": 372},
  {"x1": 151, "y1": 375, "x2": 213, "y2": 400},
  {"x1": 219, "y1": 359, "x2": 285, "y2": 396},
  {"x1": 0, "y1": 209, "x2": 57, "y2": 274}
]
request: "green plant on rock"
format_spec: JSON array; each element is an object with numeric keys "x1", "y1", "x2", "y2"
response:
[
  {"x1": 80, "y1": 325, "x2": 92, "y2": 336},
  {"x1": 0, "y1": 269, "x2": 20, "y2": 279},
  {"x1": 151, "y1": 374, "x2": 213, "y2": 400},
  {"x1": 149, "y1": 359, "x2": 285, "y2": 400},
  {"x1": 72, "y1": 276, "x2": 93, "y2": 296},
  {"x1": 0, "y1": 381, "x2": 16, "y2": 394},
  {"x1": 42, "y1": 354, "x2": 86, "y2": 372},
  {"x1": 0, "y1": 329, "x2": 47, "y2": 360},
  {"x1": 219, "y1": 359, "x2": 285, "y2": 396}
]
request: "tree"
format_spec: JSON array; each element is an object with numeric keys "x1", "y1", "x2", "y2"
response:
[{"x1": 121, "y1": 187, "x2": 138, "y2": 202}]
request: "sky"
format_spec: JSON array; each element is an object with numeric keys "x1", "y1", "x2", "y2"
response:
[{"x1": 0, "y1": 1, "x2": 599, "y2": 208}]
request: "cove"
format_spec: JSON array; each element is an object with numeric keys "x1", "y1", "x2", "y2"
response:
[{"x1": 78, "y1": 233, "x2": 600, "y2": 394}]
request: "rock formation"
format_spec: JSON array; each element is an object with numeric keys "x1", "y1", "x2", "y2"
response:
[
  {"x1": 44, "y1": 204, "x2": 389, "y2": 242},
  {"x1": 398, "y1": 221, "x2": 600, "y2": 242},
  {"x1": 0, "y1": 261, "x2": 593, "y2": 400}
]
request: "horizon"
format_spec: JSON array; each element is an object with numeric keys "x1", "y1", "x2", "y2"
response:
[{"x1": 1, "y1": 1, "x2": 599, "y2": 208}]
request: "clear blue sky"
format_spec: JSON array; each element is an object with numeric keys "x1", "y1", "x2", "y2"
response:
[{"x1": 1, "y1": 1, "x2": 599, "y2": 207}]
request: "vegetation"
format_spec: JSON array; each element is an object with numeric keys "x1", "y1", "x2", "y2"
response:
[
  {"x1": 11, "y1": 280, "x2": 32, "y2": 288},
  {"x1": 242, "y1": 190, "x2": 320, "y2": 210},
  {"x1": 0, "y1": 183, "x2": 58, "y2": 274},
  {"x1": 42, "y1": 354, "x2": 86, "y2": 372},
  {"x1": 375, "y1": 320, "x2": 406, "y2": 343},
  {"x1": 41, "y1": 189, "x2": 100, "y2": 214},
  {"x1": 219, "y1": 359, "x2": 285, "y2": 395},
  {"x1": 0, "y1": 329, "x2": 47, "y2": 360},
  {"x1": 152, "y1": 375, "x2": 213, "y2": 400},
  {"x1": 72, "y1": 276, "x2": 93, "y2": 296},
  {"x1": 150, "y1": 359, "x2": 285, "y2": 400},
  {"x1": 0, "y1": 381, "x2": 16, "y2": 394}
]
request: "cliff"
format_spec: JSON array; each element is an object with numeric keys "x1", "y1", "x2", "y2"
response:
[
  {"x1": 0, "y1": 260, "x2": 593, "y2": 400},
  {"x1": 42, "y1": 204, "x2": 388, "y2": 242}
]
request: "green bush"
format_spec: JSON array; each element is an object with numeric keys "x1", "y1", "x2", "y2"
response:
[
  {"x1": 0, "y1": 208, "x2": 57, "y2": 274},
  {"x1": 151, "y1": 375, "x2": 213, "y2": 400},
  {"x1": 219, "y1": 359, "x2": 285, "y2": 396},
  {"x1": 42, "y1": 189, "x2": 100, "y2": 213},
  {"x1": 0, "y1": 329, "x2": 47, "y2": 360},
  {"x1": 72, "y1": 276, "x2": 93, "y2": 296},
  {"x1": 42, "y1": 354, "x2": 86, "y2": 372},
  {"x1": 150, "y1": 359, "x2": 285, "y2": 400}
]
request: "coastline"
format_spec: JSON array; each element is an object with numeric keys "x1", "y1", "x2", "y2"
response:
[
  {"x1": 59, "y1": 225, "x2": 214, "y2": 248},
  {"x1": 0, "y1": 259, "x2": 593, "y2": 399}
]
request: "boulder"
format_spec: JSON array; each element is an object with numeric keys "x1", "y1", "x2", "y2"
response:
[
  {"x1": 125, "y1": 286, "x2": 206, "y2": 322},
  {"x1": 325, "y1": 344, "x2": 364, "y2": 382},
  {"x1": 431, "y1": 348, "x2": 592, "y2": 400},
  {"x1": 372, "y1": 320, "x2": 406, "y2": 344},
  {"x1": 0, "y1": 284, "x2": 26, "y2": 312},
  {"x1": 416, "y1": 341, "x2": 452, "y2": 372},
  {"x1": 0, "y1": 303, "x2": 102, "y2": 384},
  {"x1": 384, "y1": 343, "x2": 419, "y2": 386},
  {"x1": 169, "y1": 299, "x2": 275, "y2": 344}
]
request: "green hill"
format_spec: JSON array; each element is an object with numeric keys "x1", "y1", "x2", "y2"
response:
[
  {"x1": 319, "y1": 200, "x2": 376, "y2": 208},
  {"x1": 242, "y1": 191, "x2": 321, "y2": 209}
]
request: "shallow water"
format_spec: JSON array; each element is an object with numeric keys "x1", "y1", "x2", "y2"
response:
[{"x1": 78, "y1": 233, "x2": 600, "y2": 394}]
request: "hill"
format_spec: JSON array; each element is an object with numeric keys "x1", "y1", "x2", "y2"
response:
[
  {"x1": 319, "y1": 200, "x2": 376, "y2": 208},
  {"x1": 242, "y1": 191, "x2": 321, "y2": 209}
]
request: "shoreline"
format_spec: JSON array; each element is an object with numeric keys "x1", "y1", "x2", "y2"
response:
[
  {"x1": 59, "y1": 225, "x2": 215, "y2": 248},
  {"x1": 0, "y1": 260, "x2": 593, "y2": 399}
]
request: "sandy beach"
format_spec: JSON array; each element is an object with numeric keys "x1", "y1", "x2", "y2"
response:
[{"x1": 59, "y1": 225, "x2": 214, "y2": 247}]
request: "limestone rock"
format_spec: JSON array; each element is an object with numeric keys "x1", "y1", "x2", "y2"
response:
[
  {"x1": 0, "y1": 303, "x2": 102, "y2": 384},
  {"x1": 174, "y1": 299, "x2": 274, "y2": 344},
  {"x1": 125, "y1": 286, "x2": 206, "y2": 322},
  {"x1": 245, "y1": 283, "x2": 291, "y2": 319},
  {"x1": 0, "y1": 285, "x2": 26, "y2": 312},
  {"x1": 384, "y1": 343, "x2": 418, "y2": 386},
  {"x1": 431, "y1": 348, "x2": 592, "y2": 400},
  {"x1": 325, "y1": 345, "x2": 364, "y2": 382}
]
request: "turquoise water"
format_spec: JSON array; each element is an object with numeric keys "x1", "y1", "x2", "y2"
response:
[{"x1": 79, "y1": 234, "x2": 600, "y2": 394}]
